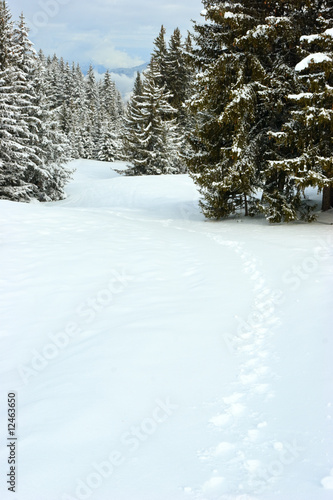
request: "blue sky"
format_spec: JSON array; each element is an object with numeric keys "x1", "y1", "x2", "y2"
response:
[{"x1": 11, "y1": 0, "x2": 203, "y2": 69}]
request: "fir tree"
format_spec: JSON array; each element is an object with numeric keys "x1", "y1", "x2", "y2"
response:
[
  {"x1": 68, "y1": 63, "x2": 86, "y2": 157},
  {"x1": 268, "y1": 2, "x2": 333, "y2": 215},
  {"x1": 122, "y1": 72, "x2": 144, "y2": 162},
  {"x1": 0, "y1": 3, "x2": 35, "y2": 200},
  {"x1": 187, "y1": 0, "x2": 331, "y2": 221},
  {"x1": 97, "y1": 70, "x2": 123, "y2": 161},
  {"x1": 165, "y1": 28, "x2": 189, "y2": 118},
  {"x1": 15, "y1": 14, "x2": 71, "y2": 200},
  {"x1": 81, "y1": 65, "x2": 101, "y2": 158},
  {"x1": 187, "y1": 1, "x2": 271, "y2": 218},
  {"x1": 123, "y1": 60, "x2": 180, "y2": 175},
  {"x1": 164, "y1": 28, "x2": 194, "y2": 172},
  {"x1": 256, "y1": 0, "x2": 332, "y2": 221},
  {"x1": 152, "y1": 25, "x2": 167, "y2": 88},
  {"x1": 0, "y1": 4, "x2": 71, "y2": 201},
  {"x1": 97, "y1": 124, "x2": 119, "y2": 162}
]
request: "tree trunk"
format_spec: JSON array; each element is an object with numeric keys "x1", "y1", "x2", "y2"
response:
[
  {"x1": 244, "y1": 194, "x2": 248, "y2": 216},
  {"x1": 322, "y1": 186, "x2": 333, "y2": 211}
]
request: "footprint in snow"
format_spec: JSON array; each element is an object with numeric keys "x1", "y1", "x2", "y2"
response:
[{"x1": 321, "y1": 469, "x2": 333, "y2": 489}]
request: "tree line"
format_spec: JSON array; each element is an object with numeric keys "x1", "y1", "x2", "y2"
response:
[
  {"x1": 185, "y1": 0, "x2": 333, "y2": 222},
  {"x1": 0, "y1": 0, "x2": 123, "y2": 202},
  {"x1": 1, "y1": 0, "x2": 332, "y2": 223}
]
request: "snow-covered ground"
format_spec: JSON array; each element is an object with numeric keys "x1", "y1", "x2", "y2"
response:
[{"x1": 0, "y1": 159, "x2": 333, "y2": 500}]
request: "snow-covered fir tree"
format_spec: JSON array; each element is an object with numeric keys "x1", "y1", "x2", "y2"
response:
[
  {"x1": 97, "y1": 70, "x2": 123, "y2": 161},
  {"x1": 122, "y1": 72, "x2": 144, "y2": 162},
  {"x1": 257, "y1": 0, "x2": 332, "y2": 221},
  {"x1": 0, "y1": 3, "x2": 72, "y2": 202},
  {"x1": 28, "y1": 57, "x2": 72, "y2": 200},
  {"x1": 14, "y1": 14, "x2": 71, "y2": 201},
  {"x1": 0, "y1": 1, "x2": 34, "y2": 201},
  {"x1": 187, "y1": 1, "x2": 273, "y2": 218},
  {"x1": 152, "y1": 25, "x2": 168, "y2": 88},
  {"x1": 267, "y1": 1, "x2": 333, "y2": 216},
  {"x1": 123, "y1": 59, "x2": 181, "y2": 175},
  {"x1": 164, "y1": 28, "x2": 194, "y2": 172},
  {"x1": 165, "y1": 28, "x2": 191, "y2": 122},
  {"x1": 123, "y1": 24, "x2": 196, "y2": 175},
  {"x1": 41, "y1": 56, "x2": 124, "y2": 162},
  {"x1": 67, "y1": 62, "x2": 87, "y2": 158},
  {"x1": 187, "y1": 0, "x2": 332, "y2": 221}
]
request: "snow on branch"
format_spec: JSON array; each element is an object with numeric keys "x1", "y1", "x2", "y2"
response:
[{"x1": 295, "y1": 53, "x2": 332, "y2": 72}]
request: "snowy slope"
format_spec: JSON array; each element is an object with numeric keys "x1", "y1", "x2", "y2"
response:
[{"x1": 0, "y1": 159, "x2": 332, "y2": 500}]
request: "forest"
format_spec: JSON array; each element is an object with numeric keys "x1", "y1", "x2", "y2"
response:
[{"x1": 0, "y1": 0, "x2": 332, "y2": 222}]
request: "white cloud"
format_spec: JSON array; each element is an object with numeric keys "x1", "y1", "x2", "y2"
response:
[
  {"x1": 85, "y1": 34, "x2": 144, "y2": 68},
  {"x1": 90, "y1": 69, "x2": 136, "y2": 101},
  {"x1": 110, "y1": 73, "x2": 136, "y2": 101},
  {"x1": 33, "y1": 26, "x2": 143, "y2": 69},
  {"x1": 12, "y1": 0, "x2": 203, "y2": 68}
]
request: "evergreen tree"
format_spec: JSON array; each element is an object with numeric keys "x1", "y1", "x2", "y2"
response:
[
  {"x1": 123, "y1": 26, "x2": 192, "y2": 175},
  {"x1": 0, "y1": 3, "x2": 35, "y2": 200},
  {"x1": 165, "y1": 28, "x2": 188, "y2": 118},
  {"x1": 68, "y1": 63, "x2": 86, "y2": 157},
  {"x1": 187, "y1": 0, "x2": 331, "y2": 221},
  {"x1": 257, "y1": 0, "x2": 332, "y2": 221},
  {"x1": 187, "y1": 1, "x2": 272, "y2": 218},
  {"x1": 0, "y1": 4, "x2": 71, "y2": 201},
  {"x1": 152, "y1": 25, "x2": 167, "y2": 88},
  {"x1": 15, "y1": 14, "x2": 71, "y2": 200},
  {"x1": 122, "y1": 72, "x2": 144, "y2": 162},
  {"x1": 268, "y1": 3, "x2": 333, "y2": 215},
  {"x1": 81, "y1": 65, "x2": 101, "y2": 158},
  {"x1": 164, "y1": 28, "x2": 194, "y2": 172},
  {"x1": 97, "y1": 124, "x2": 119, "y2": 162},
  {"x1": 123, "y1": 60, "x2": 180, "y2": 175},
  {"x1": 97, "y1": 70, "x2": 123, "y2": 161},
  {"x1": 33, "y1": 59, "x2": 72, "y2": 199}
]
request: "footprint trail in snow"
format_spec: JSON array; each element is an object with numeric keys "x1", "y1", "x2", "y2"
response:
[{"x1": 186, "y1": 236, "x2": 282, "y2": 498}]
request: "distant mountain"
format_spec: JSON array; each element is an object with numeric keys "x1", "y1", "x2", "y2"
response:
[
  {"x1": 81, "y1": 62, "x2": 148, "y2": 77},
  {"x1": 81, "y1": 63, "x2": 107, "y2": 75},
  {"x1": 81, "y1": 62, "x2": 149, "y2": 100},
  {"x1": 110, "y1": 63, "x2": 148, "y2": 77}
]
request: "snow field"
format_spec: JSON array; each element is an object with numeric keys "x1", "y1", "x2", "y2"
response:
[{"x1": 0, "y1": 159, "x2": 332, "y2": 500}]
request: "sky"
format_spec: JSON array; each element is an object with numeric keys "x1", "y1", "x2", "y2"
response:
[{"x1": 10, "y1": 0, "x2": 203, "y2": 69}]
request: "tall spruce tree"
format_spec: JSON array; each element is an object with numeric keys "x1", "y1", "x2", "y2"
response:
[
  {"x1": 165, "y1": 28, "x2": 188, "y2": 118},
  {"x1": 0, "y1": 4, "x2": 72, "y2": 202},
  {"x1": 187, "y1": 0, "x2": 331, "y2": 221},
  {"x1": 187, "y1": 1, "x2": 272, "y2": 218},
  {"x1": 29, "y1": 56, "x2": 72, "y2": 200},
  {"x1": 258, "y1": 0, "x2": 333, "y2": 221},
  {"x1": 164, "y1": 28, "x2": 194, "y2": 172},
  {"x1": 68, "y1": 62, "x2": 86, "y2": 158},
  {"x1": 97, "y1": 70, "x2": 123, "y2": 161},
  {"x1": 123, "y1": 59, "x2": 180, "y2": 175},
  {"x1": 15, "y1": 13, "x2": 71, "y2": 200},
  {"x1": 122, "y1": 72, "x2": 144, "y2": 163},
  {"x1": 152, "y1": 25, "x2": 168, "y2": 88},
  {"x1": 268, "y1": 2, "x2": 333, "y2": 215},
  {"x1": 0, "y1": 3, "x2": 35, "y2": 200}
]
